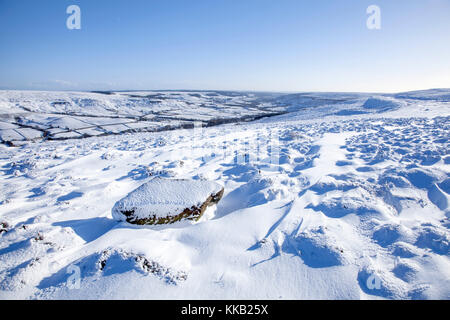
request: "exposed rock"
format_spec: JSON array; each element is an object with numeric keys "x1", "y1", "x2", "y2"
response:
[
  {"x1": 112, "y1": 178, "x2": 224, "y2": 225},
  {"x1": 0, "y1": 221, "x2": 9, "y2": 234}
]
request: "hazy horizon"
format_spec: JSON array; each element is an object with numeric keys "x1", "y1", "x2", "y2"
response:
[{"x1": 1, "y1": 87, "x2": 449, "y2": 95}]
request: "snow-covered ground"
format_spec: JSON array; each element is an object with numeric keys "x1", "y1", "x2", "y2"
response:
[
  {"x1": 0, "y1": 90, "x2": 284, "y2": 145},
  {"x1": 0, "y1": 89, "x2": 449, "y2": 299}
]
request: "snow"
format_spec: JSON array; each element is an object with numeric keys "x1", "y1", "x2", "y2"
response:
[
  {"x1": 362, "y1": 97, "x2": 401, "y2": 111},
  {"x1": 0, "y1": 88, "x2": 449, "y2": 300},
  {"x1": 112, "y1": 178, "x2": 223, "y2": 222}
]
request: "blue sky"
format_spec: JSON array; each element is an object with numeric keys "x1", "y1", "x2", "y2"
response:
[{"x1": 0, "y1": 0, "x2": 449, "y2": 92}]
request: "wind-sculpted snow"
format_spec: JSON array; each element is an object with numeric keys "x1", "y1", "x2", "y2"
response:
[
  {"x1": 361, "y1": 97, "x2": 401, "y2": 111},
  {"x1": 0, "y1": 89, "x2": 449, "y2": 299}
]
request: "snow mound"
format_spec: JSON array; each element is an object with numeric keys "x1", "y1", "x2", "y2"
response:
[
  {"x1": 362, "y1": 97, "x2": 400, "y2": 111},
  {"x1": 286, "y1": 227, "x2": 346, "y2": 268},
  {"x1": 112, "y1": 178, "x2": 224, "y2": 225},
  {"x1": 38, "y1": 248, "x2": 187, "y2": 289}
]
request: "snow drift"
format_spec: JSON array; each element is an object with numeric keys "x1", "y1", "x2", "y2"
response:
[{"x1": 362, "y1": 97, "x2": 400, "y2": 111}]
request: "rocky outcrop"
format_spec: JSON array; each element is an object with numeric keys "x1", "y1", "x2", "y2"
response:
[{"x1": 112, "y1": 178, "x2": 224, "y2": 225}]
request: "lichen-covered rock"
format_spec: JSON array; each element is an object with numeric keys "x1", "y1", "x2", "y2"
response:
[{"x1": 112, "y1": 178, "x2": 224, "y2": 225}]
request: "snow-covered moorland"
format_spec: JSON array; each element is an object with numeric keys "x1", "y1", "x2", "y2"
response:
[{"x1": 0, "y1": 89, "x2": 449, "y2": 299}]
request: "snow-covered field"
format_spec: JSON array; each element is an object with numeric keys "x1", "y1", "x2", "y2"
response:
[
  {"x1": 0, "y1": 89, "x2": 449, "y2": 299},
  {"x1": 0, "y1": 90, "x2": 284, "y2": 145}
]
